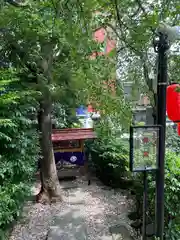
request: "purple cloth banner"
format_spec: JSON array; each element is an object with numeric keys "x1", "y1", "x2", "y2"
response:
[{"x1": 54, "y1": 151, "x2": 85, "y2": 166}]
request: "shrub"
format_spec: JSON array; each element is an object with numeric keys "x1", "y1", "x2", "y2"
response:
[
  {"x1": 88, "y1": 119, "x2": 130, "y2": 187},
  {"x1": 166, "y1": 124, "x2": 180, "y2": 153},
  {"x1": 0, "y1": 69, "x2": 39, "y2": 238},
  {"x1": 90, "y1": 138, "x2": 129, "y2": 186},
  {"x1": 132, "y1": 151, "x2": 180, "y2": 239},
  {"x1": 164, "y1": 151, "x2": 180, "y2": 239}
]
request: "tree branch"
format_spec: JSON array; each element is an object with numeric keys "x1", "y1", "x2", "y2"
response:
[
  {"x1": 135, "y1": 0, "x2": 156, "y2": 34},
  {"x1": 113, "y1": 0, "x2": 156, "y2": 95},
  {"x1": 135, "y1": 0, "x2": 147, "y2": 16},
  {"x1": 6, "y1": 0, "x2": 29, "y2": 7},
  {"x1": 129, "y1": 6, "x2": 141, "y2": 18}
]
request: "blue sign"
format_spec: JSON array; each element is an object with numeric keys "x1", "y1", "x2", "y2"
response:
[{"x1": 76, "y1": 105, "x2": 87, "y2": 116}]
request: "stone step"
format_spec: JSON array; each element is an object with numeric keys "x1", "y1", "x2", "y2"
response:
[{"x1": 47, "y1": 208, "x2": 88, "y2": 240}]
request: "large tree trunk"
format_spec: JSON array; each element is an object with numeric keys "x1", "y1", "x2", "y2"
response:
[{"x1": 36, "y1": 92, "x2": 62, "y2": 204}]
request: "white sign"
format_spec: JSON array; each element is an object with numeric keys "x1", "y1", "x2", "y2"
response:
[{"x1": 70, "y1": 156, "x2": 77, "y2": 163}]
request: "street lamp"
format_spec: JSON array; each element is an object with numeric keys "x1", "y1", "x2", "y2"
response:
[{"x1": 153, "y1": 23, "x2": 180, "y2": 239}]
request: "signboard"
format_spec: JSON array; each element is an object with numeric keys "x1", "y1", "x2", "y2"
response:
[
  {"x1": 130, "y1": 125, "x2": 161, "y2": 172},
  {"x1": 54, "y1": 152, "x2": 84, "y2": 166}
]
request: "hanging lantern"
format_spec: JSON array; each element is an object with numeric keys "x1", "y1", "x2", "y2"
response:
[
  {"x1": 177, "y1": 123, "x2": 180, "y2": 136},
  {"x1": 166, "y1": 84, "x2": 180, "y2": 122}
]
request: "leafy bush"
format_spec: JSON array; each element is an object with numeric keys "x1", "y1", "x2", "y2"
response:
[
  {"x1": 164, "y1": 151, "x2": 180, "y2": 239},
  {"x1": 88, "y1": 119, "x2": 130, "y2": 187},
  {"x1": 149, "y1": 151, "x2": 180, "y2": 239},
  {"x1": 0, "y1": 69, "x2": 39, "y2": 238},
  {"x1": 91, "y1": 138, "x2": 129, "y2": 186},
  {"x1": 166, "y1": 124, "x2": 180, "y2": 153},
  {"x1": 132, "y1": 151, "x2": 180, "y2": 239}
]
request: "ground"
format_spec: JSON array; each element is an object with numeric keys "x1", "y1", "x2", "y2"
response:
[{"x1": 9, "y1": 177, "x2": 139, "y2": 240}]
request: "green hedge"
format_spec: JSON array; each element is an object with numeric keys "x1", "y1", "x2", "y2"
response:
[
  {"x1": 0, "y1": 70, "x2": 39, "y2": 238},
  {"x1": 90, "y1": 137, "x2": 130, "y2": 188},
  {"x1": 163, "y1": 151, "x2": 180, "y2": 238},
  {"x1": 132, "y1": 151, "x2": 180, "y2": 239}
]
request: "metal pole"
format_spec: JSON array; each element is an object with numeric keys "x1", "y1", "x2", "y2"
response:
[
  {"x1": 155, "y1": 33, "x2": 169, "y2": 239},
  {"x1": 142, "y1": 171, "x2": 148, "y2": 240}
]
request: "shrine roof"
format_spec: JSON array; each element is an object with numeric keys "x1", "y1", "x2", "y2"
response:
[{"x1": 52, "y1": 128, "x2": 97, "y2": 142}]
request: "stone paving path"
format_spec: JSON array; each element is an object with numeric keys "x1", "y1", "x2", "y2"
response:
[{"x1": 47, "y1": 178, "x2": 136, "y2": 240}]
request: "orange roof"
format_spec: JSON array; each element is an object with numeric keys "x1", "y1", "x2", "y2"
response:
[{"x1": 52, "y1": 128, "x2": 97, "y2": 142}]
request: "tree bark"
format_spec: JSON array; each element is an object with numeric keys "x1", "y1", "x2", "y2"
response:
[{"x1": 36, "y1": 91, "x2": 62, "y2": 204}]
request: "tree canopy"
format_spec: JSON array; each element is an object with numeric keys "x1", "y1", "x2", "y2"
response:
[
  {"x1": 0, "y1": 0, "x2": 131, "y2": 204},
  {"x1": 96, "y1": 0, "x2": 179, "y2": 116}
]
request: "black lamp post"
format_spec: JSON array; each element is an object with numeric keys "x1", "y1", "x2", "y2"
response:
[{"x1": 153, "y1": 32, "x2": 169, "y2": 239}]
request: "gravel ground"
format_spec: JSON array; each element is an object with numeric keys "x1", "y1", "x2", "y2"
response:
[{"x1": 9, "y1": 177, "x2": 137, "y2": 240}]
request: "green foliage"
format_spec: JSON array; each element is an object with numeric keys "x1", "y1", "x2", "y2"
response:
[
  {"x1": 135, "y1": 122, "x2": 145, "y2": 126},
  {"x1": 0, "y1": 0, "x2": 128, "y2": 122},
  {"x1": 132, "y1": 151, "x2": 180, "y2": 239},
  {"x1": 166, "y1": 125, "x2": 180, "y2": 154},
  {"x1": 0, "y1": 69, "x2": 39, "y2": 237},
  {"x1": 97, "y1": 0, "x2": 179, "y2": 108},
  {"x1": 89, "y1": 118, "x2": 130, "y2": 187},
  {"x1": 164, "y1": 151, "x2": 180, "y2": 239}
]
